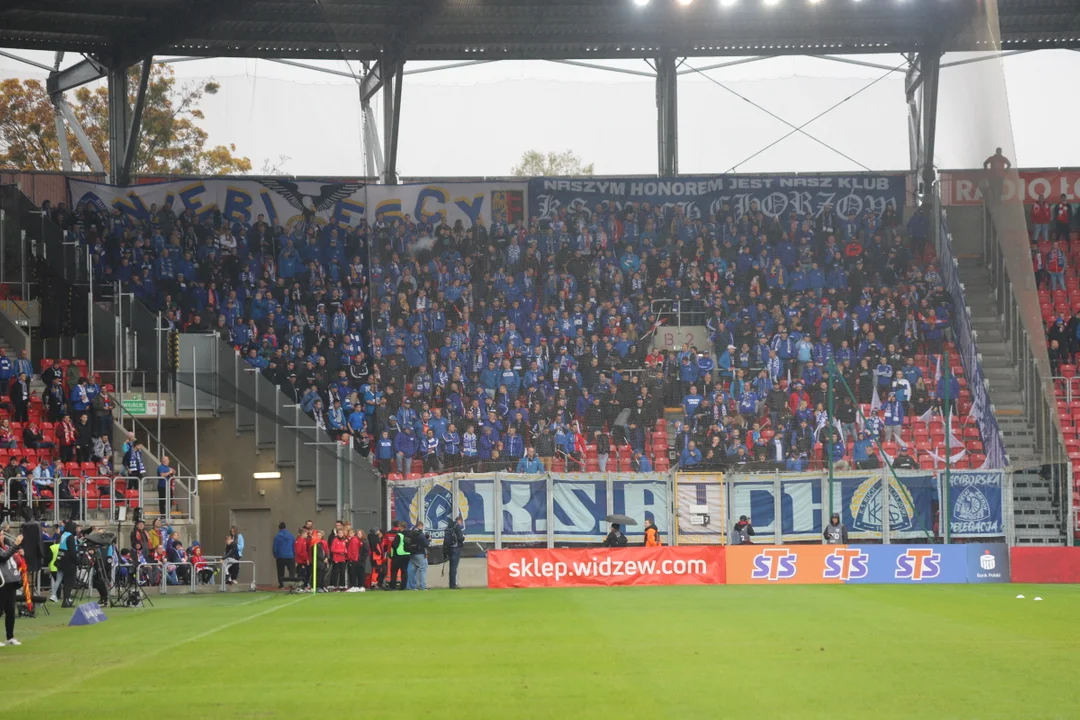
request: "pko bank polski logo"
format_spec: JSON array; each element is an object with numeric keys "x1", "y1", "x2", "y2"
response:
[
  {"x1": 979, "y1": 550, "x2": 996, "y2": 570},
  {"x1": 751, "y1": 548, "x2": 798, "y2": 581},
  {"x1": 823, "y1": 548, "x2": 869, "y2": 580},
  {"x1": 894, "y1": 548, "x2": 941, "y2": 580}
]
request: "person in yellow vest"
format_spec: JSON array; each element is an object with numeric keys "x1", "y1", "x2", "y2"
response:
[{"x1": 643, "y1": 518, "x2": 663, "y2": 547}]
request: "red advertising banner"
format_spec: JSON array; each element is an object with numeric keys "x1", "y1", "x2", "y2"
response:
[
  {"x1": 726, "y1": 545, "x2": 844, "y2": 585},
  {"x1": 487, "y1": 546, "x2": 726, "y2": 589},
  {"x1": 940, "y1": 170, "x2": 1080, "y2": 206},
  {"x1": 1009, "y1": 547, "x2": 1080, "y2": 584}
]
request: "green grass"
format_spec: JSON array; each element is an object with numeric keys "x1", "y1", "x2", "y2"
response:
[{"x1": 5, "y1": 584, "x2": 1079, "y2": 719}]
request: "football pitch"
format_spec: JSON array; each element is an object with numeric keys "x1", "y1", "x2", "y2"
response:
[{"x1": 6, "y1": 584, "x2": 1078, "y2": 719}]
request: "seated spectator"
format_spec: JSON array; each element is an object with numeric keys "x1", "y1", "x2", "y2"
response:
[
  {"x1": 0, "y1": 418, "x2": 17, "y2": 449},
  {"x1": 22, "y1": 421, "x2": 55, "y2": 451}
]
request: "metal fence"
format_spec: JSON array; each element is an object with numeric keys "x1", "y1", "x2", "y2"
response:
[
  {"x1": 979, "y1": 201, "x2": 1072, "y2": 535},
  {"x1": 386, "y1": 468, "x2": 1012, "y2": 549},
  {"x1": 3, "y1": 474, "x2": 196, "y2": 525},
  {"x1": 174, "y1": 332, "x2": 381, "y2": 531}
]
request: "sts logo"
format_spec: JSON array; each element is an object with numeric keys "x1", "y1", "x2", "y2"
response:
[
  {"x1": 894, "y1": 548, "x2": 941, "y2": 581},
  {"x1": 823, "y1": 548, "x2": 869, "y2": 580},
  {"x1": 751, "y1": 548, "x2": 798, "y2": 581}
]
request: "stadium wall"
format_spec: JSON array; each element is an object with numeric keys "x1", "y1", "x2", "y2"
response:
[
  {"x1": 160, "y1": 414, "x2": 320, "y2": 588},
  {"x1": 1009, "y1": 547, "x2": 1080, "y2": 583}
]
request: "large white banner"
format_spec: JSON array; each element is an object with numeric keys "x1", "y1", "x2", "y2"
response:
[
  {"x1": 68, "y1": 178, "x2": 528, "y2": 233},
  {"x1": 364, "y1": 181, "x2": 527, "y2": 228},
  {"x1": 69, "y1": 177, "x2": 368, "y2": 235}
]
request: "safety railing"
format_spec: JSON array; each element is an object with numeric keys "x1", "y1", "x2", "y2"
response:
[
  {"x1": 650, "y1": 297, "x2": 710, "y2": 329},
  {"x1": 2, "y1": 475, "x2": 196, "y2": 524},
  {"x1": 1051, "y1": 376, "x2": 1080, "y2": 405},
  {"x1": 218, "y1": 558, "x2": 257, "y2": 591},
  {"x1": 980, "y1": 200, "x2": 1071, "y2": 527},
  {"x1": 135, "y1": 475, "x2": 195, "y2": 521},
  {"x1": 387, "y1": 468, "x2": 1014, "y2": 548}
]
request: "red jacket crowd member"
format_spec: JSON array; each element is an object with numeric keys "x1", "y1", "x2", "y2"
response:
[
  {"x1": 294, "y1": 530, "x2": 312, "y2": 589},
  {"x1": 346, "y1": 530, "x2": 363, "y2": 590},
  {"x1": 329, "y1": 530, "x2": 347, "y2": 590},
  {"x1": 1032, "y1": 195, "x2": 1052, "y2": 244}
]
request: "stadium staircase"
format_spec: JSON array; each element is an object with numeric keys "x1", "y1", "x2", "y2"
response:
[{"x1": 957, "y1": 257, "x2": 1062, "y2": 545}]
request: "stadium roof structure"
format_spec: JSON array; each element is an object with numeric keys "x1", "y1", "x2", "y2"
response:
[
  {"x1": 1, "y1": 0, "x2": 1075, "y2": 192},
  {"x1": 2, "y1": 0, "x2": 1078, "y2": 61}
]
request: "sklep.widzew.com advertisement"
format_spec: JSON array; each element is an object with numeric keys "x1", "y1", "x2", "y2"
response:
[{"x1": 487, "y1": 546, "x2": 726, "y2": 589}]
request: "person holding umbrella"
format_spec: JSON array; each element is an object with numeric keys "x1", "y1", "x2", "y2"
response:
[{"x1": 602, "y1": 514, "x2": 634, "y2": 547}]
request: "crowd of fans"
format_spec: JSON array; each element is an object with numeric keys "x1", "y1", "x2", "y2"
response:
[{"x1": 44, "y1": 188, "x2": 985, "y2": 477}]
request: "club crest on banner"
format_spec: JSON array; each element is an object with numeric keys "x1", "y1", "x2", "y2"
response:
[
  {"x1": 954, "y1": 484, "x2": 991, "y2": 524},
  {"x1": 849, "y1": 476, "x2": 916, "y2": 533},
  {"x1": 407, "y1": 481, "x2": 470, "y2": 536}
]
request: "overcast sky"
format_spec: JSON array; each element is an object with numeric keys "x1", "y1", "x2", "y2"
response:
[{"x1": 2, "y1": 48, "x2": 1077, "y2": 178}]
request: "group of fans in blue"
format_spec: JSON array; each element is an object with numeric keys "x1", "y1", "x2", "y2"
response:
[{"x1": 53, "y1": 190, "x2": 964, "y2": 475}]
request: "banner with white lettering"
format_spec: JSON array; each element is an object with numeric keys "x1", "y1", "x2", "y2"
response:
[
  {"x1": 675, "y1": 472, "x2": 726, "y2": 544},
  {"x1": 366, "y1": 181, "x2": 527, "y2": 228},
  {"x1": 68, "y1": 177, "x2": 367, "y2": 235},
  {"x1": 940, "y1": 169, "x2": 1080, "y2": 206},
  {"x1": 529, "y1": 174, "x2": 907, "y2": 223},
  {"x1": 728, "y1": 472, "x2": 824, "y2": 543},
  {"x1": 946, "y1": 471, "x2": 1005, "y2": 538}
]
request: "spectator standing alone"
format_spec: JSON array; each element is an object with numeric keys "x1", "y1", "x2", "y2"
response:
[
  {"x1": 156, "y1": 455, "x2": 176, "y2": 516},
  {"x1": 1047, "y1": 242, "x2": 1067, "y2": 291},
  {"x1": 1032, "y1": 194, "x2": 1051, "y2": 244},
  {"x1": 273, "y1": 522, "x2": 296, "y2": 590},
  {"x1": 982, "y1": 147, "x2": 1011, "y2": 203},
  {"x1": 1053, "y1": 194, "x2": 1073, "y2": 246}
]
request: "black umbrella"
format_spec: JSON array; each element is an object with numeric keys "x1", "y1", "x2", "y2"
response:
[{"x1": 603, "y1": 514, "x2": 638, "y2": 526}]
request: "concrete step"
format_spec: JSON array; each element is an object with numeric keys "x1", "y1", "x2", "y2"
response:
[{"x1": 983, "y1": 367, "x2": 1019, "y2": 386}]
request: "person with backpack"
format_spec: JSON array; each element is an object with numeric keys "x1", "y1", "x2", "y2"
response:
[
  {"x1": 602, "y1": 523, "x2": 627, "y2": 547},
  {"x1": 405, "y1": 521, "x2": 430, "y2": 591},
  {"x1": 443, "y1": 515, "x2": 465, "y2": 590}
]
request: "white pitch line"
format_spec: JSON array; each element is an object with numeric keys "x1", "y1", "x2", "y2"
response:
[{"x1": 9, "y1": 595, "x2": 309, "y2": 708}]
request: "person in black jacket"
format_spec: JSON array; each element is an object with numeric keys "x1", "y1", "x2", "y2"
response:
[
  {"x1": 893, "y1": 451, "x2": 918, "y2": 470},
  {"x1": 406, "y1": 522, "x2": 430, "y2": 591},
  {"x1": 602, "y1": 523, "x2": 627, "y2": 547},
  {"x1": 444, "y1": 515, "x2": 465, "y2": 590}
]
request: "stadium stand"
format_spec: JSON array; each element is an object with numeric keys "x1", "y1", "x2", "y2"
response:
[
  {"x1": 34, "y1": 185, "x2": 989, "y2": 481},
  {"x1": 1035, "y1": 195, "x2": 1080, "y2": 514}
]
